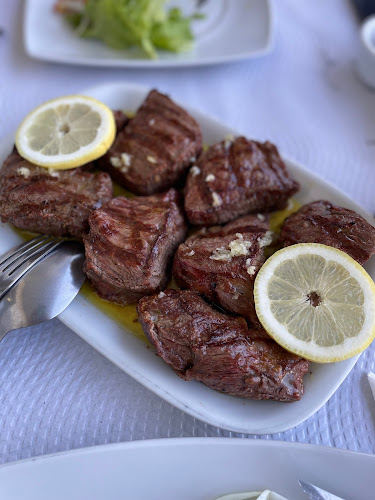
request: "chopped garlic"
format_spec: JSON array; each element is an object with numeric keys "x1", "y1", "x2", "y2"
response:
[
  {"x1": 210, "y1": 237, "x2": 252, "y2": 261},
  {"x1": 257, "y1": 213, "x2": 265, "y2": 221},
  {"x1": 205, "y1": 174, "x2": 215, "y2": 182},
  {"x1": 187, "y1": 250, "x2": 195, "y2": 257},
  {"x1": 229, "y1": 238, "x2": 252, "y2": 257},
  {"x1": 246, "y1": 258, "x2": 251, "y2": 267},
  {"x1": 158, "y1": 291, "x2": 166, "y2": 298},
  {"x1": 111, "y1": 153, "x2": 131, "y2": 173},
  {"x1": 212, "y1": 192, "x2": 222, "y2": 207},
  {"x1": 109, "y1": 156, "x2": 122, "y2": 168},
  {"x1": 190, "y1": 165, "x2": 200, "y2": 177},
  {"x1": 149, "y1": 119, "x2": 155, "y2": 126},
  {"x1": 17, "y1": 167, "x2": 30, "y2": 178},
  {"x1": 247, "y1": 265, "x2": 256, "y2": 276},
  {"x1": 147, "y1": 155, "x2": 157, "y2": 164},
  {"x1": 209, "y1": 248, "x2": 232, "y2": 261},
  {"x1": 110, "y1": 156, "x2": 122, "y2": 168},
  {"x1": 235, "y1": 233, "x2": 243, "y2": 240},
  {"x1": 48, "y1": 168, "x2": 59, "y2": 178},
  {"x1": 121, "y1": 152, "x2": 132, "y2": 167},
  {"x1": 258, "y1": 231, "x2": 273, "y2": 248}
]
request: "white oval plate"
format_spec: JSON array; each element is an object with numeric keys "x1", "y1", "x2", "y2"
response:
[
  {"x1": 0, "y1": 82, "x2": 374, "y2": 434},
  {"x1": 0, "y1": 438, "x2": 374, "y2": 499},
  {"x1": 23, "y1": 0, "x2": 273, "y2": 68}
]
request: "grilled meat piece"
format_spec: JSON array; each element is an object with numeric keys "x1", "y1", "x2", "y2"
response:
[
  {"x1": 138, "y1": 290, "x2": 309, "y2": 402},
  {"x1": 83, "y1": 189, "x2": 187, "y2": 304},
  {"x1": 0, "y1": 149, "x2": 112, "y2": 239},
  {"x1": 98, "y1": 90, "x2": 202, "y2": 195},
  {"x1": 112, "y1": 110, "x2": 129, "y2": 133},
  {"x1": 280, "y1": 200, "x2": 375, "y2": 265},
  {"x1": 173, "y1": 214, "x2": 271, "y2": 330},
  {"x1": 184, "y1": 137, "x2": 299, "y2": 226}
]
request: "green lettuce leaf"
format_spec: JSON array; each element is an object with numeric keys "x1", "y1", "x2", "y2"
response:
[
  {"x1": 151, "y1": 8, "x2": 194, "y2": 53},
  {"x1": 67, "y1": 0, "x2": 200, "y2": 59}
]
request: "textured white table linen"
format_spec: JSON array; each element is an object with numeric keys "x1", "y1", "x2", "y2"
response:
[{"x1": 1, "y1": 0, "x2": 375, "y2": 464}]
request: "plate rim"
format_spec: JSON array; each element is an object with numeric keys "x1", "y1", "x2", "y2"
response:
[
  {"x1": 23, "y1": 0, "x2": 274, "y2": 68},
  {"x1": 1, "y1": 437, "x2": 374, "y2": 470},
  {"x1": 0, "y1": 81, "x2": 373, "y2": 435}
]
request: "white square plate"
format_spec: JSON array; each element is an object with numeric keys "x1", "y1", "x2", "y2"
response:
[
  {"x1": 23, "y1": 0, "x2": 273, "y2": 68},
  {"x1": 0, "y1": 438, "x2": 374, "y2": 499},
  {"x1": 1, "y1": 82, "x2": 374, "y2": 434}
]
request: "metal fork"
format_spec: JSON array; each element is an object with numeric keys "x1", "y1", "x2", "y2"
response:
[{"x1": 0, "y1": 235, "x2": 64, "y2": 301}]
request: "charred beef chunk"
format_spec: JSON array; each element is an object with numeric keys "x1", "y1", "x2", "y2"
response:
[
  {"x1": 0, "y1": 149, "x2": 112, "y2": 239},
  {"x1": 83, "y1": 189, "x2": 187, "y2": 304},
  {"x1": 112, "y1": 110, "x2": 129, "y2": 133},
  {"x1": 280, "y1": 200, "x2": 375, "y2": 265},
  {"x1": 137, "y1": 290, "x2": 309, "y2": 402},
  {"x1": 173, "y1": 214, "x2": 272, "y2": 330},
  {"x1": 184, "y1": 137, "x2": 299, "y2": 226},
  {"x1": 97, "y1": 90, "x2": 202, "y2": 195}
]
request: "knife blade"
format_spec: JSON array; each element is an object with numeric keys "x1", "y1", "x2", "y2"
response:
[{"x1": 298, "y1": 480, "x2": 346, "y2": 500}]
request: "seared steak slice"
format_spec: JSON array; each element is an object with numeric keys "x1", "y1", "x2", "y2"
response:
[
  {"x1": 138, "y1": 290, "x2": 309, "y2": 402},
  {"x1": 173, "y1": 214, "x2": 271, "y2": 330},
  {"x1": 112, "y1": 110, "x2": 129, "y2": 133},
  {"x1": 185, "y1": 137, "x2": 299, "y2": 225},
  {"x1": 0, "y1": 149, "x2": 112, "y2": 239},
  {"x1": 83, "y1": 189, "x2": 187, "y2": 304},
  {"x1": 280, "y1": 200, "x2": 375, "y2": 265},
  {"x1": 98, "y1": 90, "x2": 202, "y2": 195}
]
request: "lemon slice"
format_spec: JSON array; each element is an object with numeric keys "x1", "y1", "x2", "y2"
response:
[
  {"x1": 15, "y1": 95, "x2": 116, "y2": 170},
  {"x1": 254, "y1": 243, "x2": 375, "y2": 363}
]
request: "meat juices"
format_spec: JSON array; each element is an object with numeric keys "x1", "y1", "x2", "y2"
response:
[
  {"x1": 0, "y1": 149, "x2": 112, "y2": 239},
  {"x1": 280, "y1": 200, "x2": 375, "y2": 265},
  {"x1": 83, "y1": 189, "x2": 187, "y2": 304},
  {"x1": 138, "y1": 290, "x2": 309, "y2": 402},
  {"x1": 184, "y1": 137, "x2": 299, "y2": 226},
  {"x1": 98, "y1": 90, "x2": 202, "y2": 195},
  {"x1": 173, "y1": 214, "x2": 271, "y2": 330}
]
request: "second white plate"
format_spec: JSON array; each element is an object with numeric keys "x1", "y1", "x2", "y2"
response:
[
  {"x1": 0, "y1": 438, "x2": 374, "y2": 499},
  {"x1": 0, "y1": 82, "x2": 374, "y2": 434},
  {"x1": 23, "y1": 0, "x2": 273, "y2": 68}
]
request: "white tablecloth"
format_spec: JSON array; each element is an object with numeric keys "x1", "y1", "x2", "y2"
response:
[{"x1": 1, "y1": 0, "x2": 375, "y2": 464}]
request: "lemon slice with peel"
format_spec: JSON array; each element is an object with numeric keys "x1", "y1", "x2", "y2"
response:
[
  {"x1": 15, "y1": 95, "x2": 115, "y2": 170},
  {"x1": 254, "y1": 243, "x2": 375, "y2": 363}
]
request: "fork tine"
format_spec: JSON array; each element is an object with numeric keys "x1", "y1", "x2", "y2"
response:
[
  {"x1": 1, "y1": 236, "x2": 57, "y2": 274},
  {"x1": 3, "y1": 238, "x2": 59, "y2": 276},
  {"x1": 0, "y1": 235, "x2": 50, "y2": 271},
  {"x1": 0, "y1": 238, "x2": 64, "y2": 301}
]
